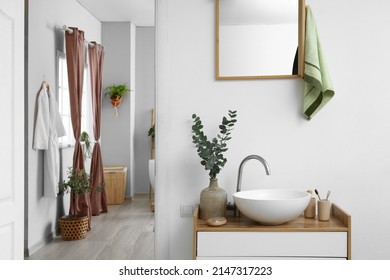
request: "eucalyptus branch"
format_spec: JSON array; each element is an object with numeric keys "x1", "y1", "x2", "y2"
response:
[{"x1": 191, "y1": 110, "x2": 237, "y2": 179}]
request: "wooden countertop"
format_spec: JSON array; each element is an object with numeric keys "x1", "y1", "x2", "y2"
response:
[{"x1": 194, "y1": 203, "x2": 350, "y2": 232}]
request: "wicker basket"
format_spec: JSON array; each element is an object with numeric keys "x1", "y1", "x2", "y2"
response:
[
  {"x1": 59, "y1": 215, "x2": 89, "y2": 241},
  {"x1": 104, "y1": 166, "x2": 127, "y2": 205}
]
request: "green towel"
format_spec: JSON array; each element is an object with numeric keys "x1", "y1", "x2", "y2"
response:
[{"x1": 303, "y1": 6, "x2": 334, "y2": 119}]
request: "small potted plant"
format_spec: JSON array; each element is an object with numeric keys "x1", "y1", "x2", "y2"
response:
[
  {"x1": 104, "y1": 83, "x2": 129, "y2": 107},
  {"x1": 191, "y1": 110, "x2": 237, "y2": 220},
  {"x1": 104, "y1": 83, "x2": 130, "y2": 117},
  {"x1": 58, "y1": 167, "x2": 91, "y2": 240}
]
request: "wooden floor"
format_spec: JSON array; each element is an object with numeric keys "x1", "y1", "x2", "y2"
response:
[{"x1": 27, "y1": 194, "x2": 154, "y2": 260}]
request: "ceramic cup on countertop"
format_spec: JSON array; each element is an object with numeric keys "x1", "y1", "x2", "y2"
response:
[{"x1": 317, "y1": 200, "x2": 331, "y2": 221}]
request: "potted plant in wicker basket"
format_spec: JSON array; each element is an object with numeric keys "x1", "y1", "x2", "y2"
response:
[{"x1": 58, "y1": 168, "x2": 91, "y2": 240}]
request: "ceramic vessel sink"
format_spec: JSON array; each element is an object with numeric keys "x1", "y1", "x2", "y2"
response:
[{"x1": 232, "y1": 189, "x2": 311, "y2": 225}]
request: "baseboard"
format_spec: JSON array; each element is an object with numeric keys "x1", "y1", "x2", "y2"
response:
[{"x1": 25, "y1": 228, "x2": 60, "y2": 257}]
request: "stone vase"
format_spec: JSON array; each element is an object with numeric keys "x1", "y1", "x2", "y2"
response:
[{"x1": 199, "y1": 178, "x2": 227, "y2": 220}]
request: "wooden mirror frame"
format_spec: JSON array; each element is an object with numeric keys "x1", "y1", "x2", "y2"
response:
[{"x1": 216, "y1": 0, "x2": 306, "y2": 80}]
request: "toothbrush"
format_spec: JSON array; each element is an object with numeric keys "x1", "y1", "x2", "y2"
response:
[
  {"x1": 315, "y1": 189, "x2": 322, "y2": 201},
  {"x1": 325, "y1": 190, "x2": 331, "y2": 201}
]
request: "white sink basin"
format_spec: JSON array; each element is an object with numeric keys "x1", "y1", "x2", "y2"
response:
[{"x1": 232, "y1": 189, "x2": 311, "y2": 225}]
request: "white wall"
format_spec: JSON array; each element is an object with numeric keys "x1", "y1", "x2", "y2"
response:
[
  {"x1": 27, "y1": 0, "x2": 101, "y2": 255},
  {"x1": 155, "y1": 0, "x2": 390, "y2": 259},
  {"x1": 135, "y1": 27, "x2": 155, "y2": 193},
  {"x1": 101, "y1": 22, "x2": 135, "y2": 197}
]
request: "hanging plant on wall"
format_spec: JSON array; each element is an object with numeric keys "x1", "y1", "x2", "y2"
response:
[{"x1": 104, "y1": 83, "x2": 130, "y2": 117}]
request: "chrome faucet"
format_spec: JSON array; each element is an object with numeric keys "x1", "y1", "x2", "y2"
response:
[
  {"x1": 234, "y1": 155, "x2": 271, "y2": 216},
  {"x1": 236, "y1": 155, "x2": 271, "y2": 193}
]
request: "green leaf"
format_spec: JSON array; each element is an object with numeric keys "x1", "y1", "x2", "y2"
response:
[
  {"x1": 200, "y1": 148, "x2": 211, "y2": 158},
  {"x1": 222, "y1": 117, "x2": 228, "y2": 125},
  {"x1": 205, "y1": 155, "x2": 217, "y2": 170}
]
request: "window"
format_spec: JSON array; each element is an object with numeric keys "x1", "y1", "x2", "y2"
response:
[{"x1": 57, "y1": 50, "x2": 92, "y2": 146}]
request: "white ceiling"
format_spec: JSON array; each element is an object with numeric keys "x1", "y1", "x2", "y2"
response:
[{"x1": 76, "y1": 0, "x2": 155, "y2": 26}]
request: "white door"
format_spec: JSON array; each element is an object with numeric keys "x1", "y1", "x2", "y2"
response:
[{"x1": 0, "y1": 0, "x2": 24, "y2": 259}]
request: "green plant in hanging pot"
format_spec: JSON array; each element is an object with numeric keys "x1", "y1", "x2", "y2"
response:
[
  {"x1": 57, "y1": 167, "x2": 91, "y2": 240},
  {"x1": 191, "y1": 110, "x2": 237, "y2": 221},
  {"x1": 104, "y1": 83, "x2": 129, "y2": 104},
  {"x1": 104, "y1": 83, "x2": 130, "y2": 117}
]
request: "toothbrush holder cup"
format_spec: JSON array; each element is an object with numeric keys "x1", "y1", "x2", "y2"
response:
[{"x1": 317, "y1": 200, "x2": 331, "y2": 221}]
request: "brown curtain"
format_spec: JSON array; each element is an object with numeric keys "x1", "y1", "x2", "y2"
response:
[
  {"x1": 88, "y1": 43, "x2": 108, "y2": 215},
  {"x1": 65, "y1": 27, "x2": 92, "y2": 228}
]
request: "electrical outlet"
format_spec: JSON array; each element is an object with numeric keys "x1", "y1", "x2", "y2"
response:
[{"x1": 180, "y1": 205, "x2": 194, "y2": 218}]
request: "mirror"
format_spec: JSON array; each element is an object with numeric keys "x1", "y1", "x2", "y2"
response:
[{"x1": 216, "y1": 0, "x2": 305, "y2": 80}]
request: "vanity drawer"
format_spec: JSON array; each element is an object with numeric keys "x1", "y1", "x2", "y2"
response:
[{"x1": 197, "y1": 231, "x2": 347, "y2": 258}]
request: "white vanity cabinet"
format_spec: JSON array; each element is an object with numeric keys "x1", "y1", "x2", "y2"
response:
[{"x1": 193, "y1": 204, "x2": 351, "y2": 260}]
